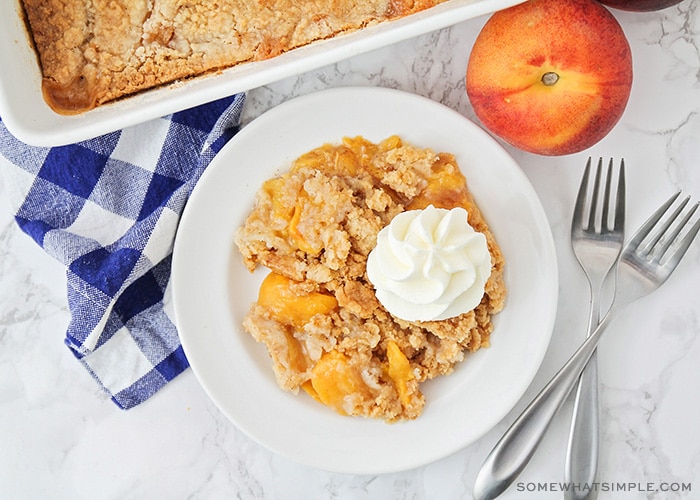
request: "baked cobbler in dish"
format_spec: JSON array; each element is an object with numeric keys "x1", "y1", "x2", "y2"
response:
[{"x1": 20, "y1": 0, "x2": 449, "y2": 113}]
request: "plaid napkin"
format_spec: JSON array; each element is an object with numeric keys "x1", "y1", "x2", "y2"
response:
[{"x1": 0, "y1": 94, "x2": 246, "y2": 409}]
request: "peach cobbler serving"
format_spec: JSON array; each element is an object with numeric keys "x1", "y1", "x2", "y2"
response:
[{"x1": 235, "y1": 135, "x2": 506, "y2": 422}]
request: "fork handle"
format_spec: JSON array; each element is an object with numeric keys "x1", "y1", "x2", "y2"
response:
[
  {"x1": 472, "y1": 310, "x2": 617, "y2": 500},
  {"x1": 565, "y1": 350, "x2": 600, "y2": 500},
  {"x1": 565, "y1": 286, "x2": 604, "y2": 500}
]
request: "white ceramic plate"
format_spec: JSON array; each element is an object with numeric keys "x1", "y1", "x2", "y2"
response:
[
  {"x1": 0, "y1": 0, "x2": 524, "y2": 147},
  {"x1": 172, "y1": 87, "x2": 558, "y2": 475}
]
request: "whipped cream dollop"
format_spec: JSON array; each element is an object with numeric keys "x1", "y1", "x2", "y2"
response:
[{"x1": 366, "y1": 205, "x2": 492, "y2": 322}]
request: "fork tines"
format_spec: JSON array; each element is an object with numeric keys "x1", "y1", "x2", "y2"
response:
[
  {"x1": 633, "y1": 191, "x2": 700, "y2": 265},
  {"x1": 576, "y1": 157, "x2": 626, "y2": 234}
]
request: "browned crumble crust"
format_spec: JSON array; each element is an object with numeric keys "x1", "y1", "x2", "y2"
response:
[
  {"x1": 235, "y1": 136, "x2": 506, "y2": 422},
  {"x1": 20, "y1": 0, "x2": 449, "y2": 114}
]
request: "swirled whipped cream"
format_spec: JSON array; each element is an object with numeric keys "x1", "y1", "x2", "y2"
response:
[{"x1": 366, "y1": 205, "x2": 491, "y2": 322}]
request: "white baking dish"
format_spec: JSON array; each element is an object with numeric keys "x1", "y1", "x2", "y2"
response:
[{"x1": 0, "y1": 0, "x2": 523, "y2": 147}]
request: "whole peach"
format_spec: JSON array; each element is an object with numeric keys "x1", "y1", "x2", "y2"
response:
[{"x1": 466, "y1": 0, "x2": 633, "y2": 156}]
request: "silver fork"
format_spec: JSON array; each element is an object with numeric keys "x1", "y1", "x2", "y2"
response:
[
  {"x1": 567, "y1": 158, "x2": 625, "y2": 500},
  {"x1": 473, "y1": 191, "x2": 700, "y2": 500}
]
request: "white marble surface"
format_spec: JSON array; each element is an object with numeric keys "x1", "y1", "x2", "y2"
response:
[{"x1": 2, "y1": 3, "x2": 699, "y2": 499}]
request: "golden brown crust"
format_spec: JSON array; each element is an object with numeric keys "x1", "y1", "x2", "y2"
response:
[{"x1": 20, "y1": 0, "x2": 448, "y2": 114}]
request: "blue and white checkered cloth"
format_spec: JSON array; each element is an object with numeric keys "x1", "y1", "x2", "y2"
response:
[{"x1": 0, "y1": 94, "x2": 246, "y2": 409}]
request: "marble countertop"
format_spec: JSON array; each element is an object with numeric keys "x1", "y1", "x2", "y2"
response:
[{"x1": 1, "y1": 3, "x2": 699, "y2": 499}]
